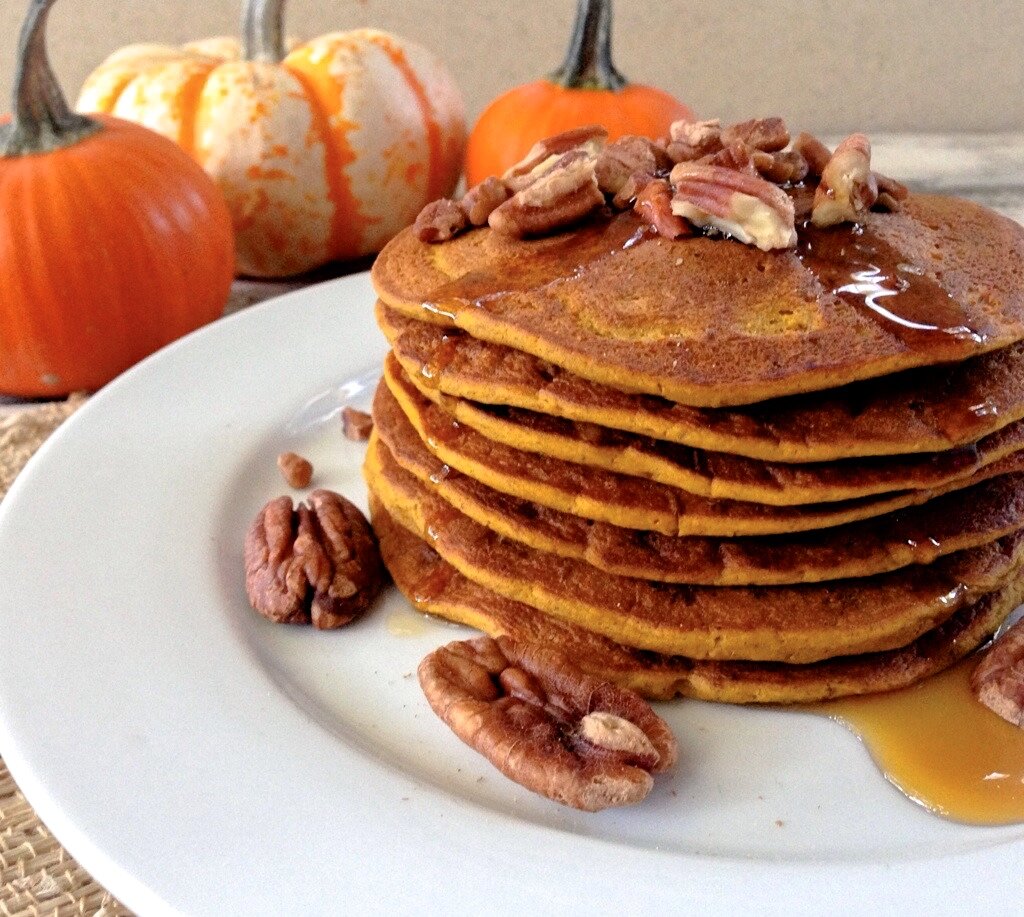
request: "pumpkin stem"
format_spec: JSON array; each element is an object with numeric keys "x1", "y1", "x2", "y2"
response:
[
  {"x1": 242, "y1": 0, "x2": 287, "y2": 63},
  {"x1": 551, "y1": 0, "x2": 627, "y2": 91},
  {"x1": 0, "y1": 0, "x2": 100, "y2": 157}
]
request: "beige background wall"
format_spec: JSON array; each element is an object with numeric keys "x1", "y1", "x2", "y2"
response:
[{"x1": 1, "y1": 0, "x2": 1022, "y2": 134}]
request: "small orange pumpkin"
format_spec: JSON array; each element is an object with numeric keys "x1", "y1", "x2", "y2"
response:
[
  {"x1": 0, "y1": 0, "x2": 234, "y2": 398},
  {"x1": 466, "y1": 0, "x2": 694, "y2": 186},
  {"x1": 77, "y1": 0, "x2": 467, "y2": 279}
]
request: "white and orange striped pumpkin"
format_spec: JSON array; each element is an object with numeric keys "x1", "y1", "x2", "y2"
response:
[{"x1": 76, "y1": 0, "x2": 466, "y2": 278}]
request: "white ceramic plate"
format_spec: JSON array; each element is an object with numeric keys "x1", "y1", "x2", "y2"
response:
[{"x1": 0, "y1": 273, "x2": 1021, "y2": 915}]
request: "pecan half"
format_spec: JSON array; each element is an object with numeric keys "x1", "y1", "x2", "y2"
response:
[
  {"x1": 594, "y1": 135, "x2": 672, "y2": 196},
  {"x1": 670, "y1": 162, "x2": 797, "y2": 250},
  {"x1": 245, "y1": 490, "x2": 384, "y2": 629},
  {"x1": 502, "y1": 125, "x2": 608, "y2": 191},
  {"x1": 811, "y1": 133, "x2": 879, "y2": 227},
  {"x1": 971, "y1": 617, "x2": 1024, "y2": 727},
  {"x1": 489, "y1": 152, "x2": 604, "y2": 238},
  {"x1": 462, "y1": 176, "x2": 511, "y2": 226},
  {"x1": 667, "y1": 118, "x2": 723, "y2": 162},
  {"x1": 634, "y1": 177, "x2": 691, "y2": 239},
  {"x1": 875, "y1": 172, "x2": 910, "y2": 212},
  {"x1": 721, "y1": 117, "x2": 790, "y2": 153},
  {"x1": 341, "y1": 406, "x2": 373, "y2": 441},
  {"x1": 752, "y1": 148, "x2": 809, "y2": 184},
  {"x1": 414, "y1": 198, "x2": 468, "y2": 243},
  {"x1": 611, "y1": 170, "x2": 655, "y2": 210},
  {"x1": 792, "y1": 132, "x2": 832, "y2": 176},
  {"x1": 277, "y1": 451, "x2": 312, "y2": 488},
  {"x1": 418, "y1": 635, "x2": 677, "y2": 811},
  {"x1": 702, "y1": 140, "x2": 757, "y2": 174}
]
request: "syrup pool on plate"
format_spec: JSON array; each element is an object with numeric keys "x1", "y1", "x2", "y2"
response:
[{"x1": 813, "y1": 656, "x2": 1024, "y2": 825}]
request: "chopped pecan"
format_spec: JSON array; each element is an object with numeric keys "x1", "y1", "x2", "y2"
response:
[
  {"x1": 462, "y1": 176, "x2": 511, "y2": 226},
  {"x1": 418, "y1": 635, "x2": 677, "y2": 811},
  {"x1": 244, "y1": 490, "x2": 384, "y2": 629},
  {"x1": 971, "y1": 617, "x2": 1024, "y2": 727},
  {"x1": 594, "y1": 135, "x2": 672, "y2": 196},
  {"x1": 611, "y1": 170, "x2": 656, "y2": 209},
  {"x1": 667, "y1": 118, "x2": 723, "y2": 162},
  {"x1": 721, "y1": 117, "x2": 790, "y2": 153},
  {"x1": 792, "y1": 132, "x2": 832, "y2": 176},
  {"x1": 702, "y1": 140, "x2": 757, "y2": 174},
  {"x1": 341, "y1": 406, "x2": 373, "y2": 441},
  {"x1": 414, "y1": 198, "x2": 469, "y2": 243},
  {"x1": 670, "y1": 162, "x2": 797, "y2": 250},
  {"x1": 502, "y1": 125, "x2": 608, "y2": 191},
  {"x1": 634, "y1": 178, "x2": 691, "y2": 239},
  {"x1": 753, "y1": 148, "x2": 809, "y2": 184},
  {"x1": 875, "y1": 172, "x2": 910, "y2": 212},
  {"x1": 811, "y1": 133, "x2": 878, "y2": 227},
  {"x1": 489, "y1": 152, "x2": 604, "y2": 238},
  {"x1": 277, "y1": 451, "x2": 312, "y2": 488}
]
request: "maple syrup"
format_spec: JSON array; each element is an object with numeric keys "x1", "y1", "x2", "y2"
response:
[{"x1": 813, "y1": 656, "x2": 1024, "y2": 825}]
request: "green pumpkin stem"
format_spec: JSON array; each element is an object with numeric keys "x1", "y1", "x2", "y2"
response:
[
  {"x1": 242, "y1": 0, "x2": 287, "y2": 63},
  {"x1": 551, "y1": 0, "x2": 627, "y2": 91},
  {"x1": 0, "y1": 0, "x2": 100, "y2": 157}
]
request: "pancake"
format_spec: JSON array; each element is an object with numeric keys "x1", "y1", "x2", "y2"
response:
[
  {"x1": 372, "y1": 500, "x2": 1024, "y2": 704},
  {"x1": 379, "y1": 302, "x2": 1024, "y2": 463},
  {"x1": 366, "y1": 449, "x2": 1024, "y2": 663},
  {"x1": 374, "y1": 371, "x2": 1024, "y2": 537},
  {"x1": 367, "y1": 431, "x2": 1024, "y2": 586},
  {"x1": 389, "y1": 354, "x2": 1024, "y2": 506},
  {"x1": 372, "y1": 196, "x2": 1024, "y2": 406}
]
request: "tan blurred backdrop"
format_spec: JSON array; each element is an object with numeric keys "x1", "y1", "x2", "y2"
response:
[{"x1": 1, "y1": 0, "x2": 1022, "y2": 133}]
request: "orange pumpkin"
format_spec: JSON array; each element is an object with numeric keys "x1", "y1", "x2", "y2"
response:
[
  {"x1": 0, "y1": 0, "x2": 234, "y2": 398},
  {"x1": 466, "y1": 0, "x2": 694, "y2": 186},
  {"x1": 77, "y1": 0, "x2": 466, "y2": 279}
]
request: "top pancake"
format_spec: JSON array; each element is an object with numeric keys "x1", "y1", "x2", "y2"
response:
[{"x1": 372, "y1": 195, "x2": 1024, "y2": 407}]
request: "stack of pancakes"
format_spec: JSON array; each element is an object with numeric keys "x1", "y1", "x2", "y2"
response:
[{"x1": 364, "y1": 192, "x2": 1024, "y2": 703}]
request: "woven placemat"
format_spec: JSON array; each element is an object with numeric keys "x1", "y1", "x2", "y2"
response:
[{"x1": 0, "y1": 395, "x2": 130, "y2": 916}]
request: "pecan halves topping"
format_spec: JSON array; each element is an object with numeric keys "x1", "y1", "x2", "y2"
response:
[
  {"x1": 414, "y1": 198, "x2": 468, "y2": 243},
  {"x1": 670, "y1": 162, "x2": 797, "y2": 251},
  {"x1": 721, "y1": 116, "x2": 790, "y2": 152},
  {"x1": 488, "y1": 152, "x2": 605, "y2": 239},
  {"x1": 502, "y1": 124, "x2": 608, "y2": 191},
  {"x1": 875, "y1": 172, "x2": 910, "y2": 212},
  {"x1": 418, "y1": 635, "x2": 677, "y2": 811},
  {"x1": 793, "y1": 132, "x2": 832, "y2": 176},
  {"x1": 462, "y1": 176, "x2": 511, "y2": 226},
  {"x1": 971, "y1": 617, "x2": 1024, "y2": 727},
  {"x1": 666, "y1": 118, "x2": 723, "y2": 162},
  {"x1": 634, "y1": 177, "x2": 691, "y2": 240},
  {"x1": 594, "y1": 135, "x2": 672, "y2": 196},
  {"x1": 811, "y1": 133, "x2": 879, "y2": 227},
  {"x1": 245, "y1": 490, "x2": 385, "y2": 629}
]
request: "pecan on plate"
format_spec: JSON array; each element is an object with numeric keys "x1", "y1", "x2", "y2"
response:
[
  {"x1": 502, "y1": 124, "x2": 608, "y2": 192},
  {"x1": 594, "y1": 135, "x2": 672, "y2": 196},
  {"x1": 721, "y1": 116, "x2": 790, "y2": 153},
  {"x1": 811, "y1": 133, "x2": 879, "y2": 227},
  {"x1": 414, "y1": 198, "x2": 469, "y2": 243},
  {"x1": 418, "y1": 635, "x2": 677, "y2": 811},
  {"x1": 245, "y1": 490, "x2": 384, "y2": 629},
  {"x1": 341, "y1": 406, "x2": 374, "y2": 442},
  {"x1": 489, "y1": 151, "x2": 604, "y2": 238},
  {"x1": 277, "y1": 451, "x2": 313, "y2": 488},
  {"x1": 670, "y1": 162, "x2": 797, "y2": 251},
  {"x1": 971, "y1": 617, "x2": 1024, "y2": 727}
]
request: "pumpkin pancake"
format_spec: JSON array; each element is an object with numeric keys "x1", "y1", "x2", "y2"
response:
[
  {"x1": 388, "y1": 354, "x2": 1024, "y2": 506},
  {"x1": 365, "y1": 451, "x2": 1024, "y2": 663},
  {"x1": 371, "y1": 197, "x2": 1024, "y2": 407},
  {"x1": 372, "y1": 500, "x2": 1024, "y2": 704},
  {"x1": 367, "y1": 431, "x2": 1024, "y2": 586},
  {"x1": 373, "y1": 372, "x2": 1024, "y2": 537},
  {"x1": 379, "y1": 302, "x2": 1024, "y2": 463}
]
